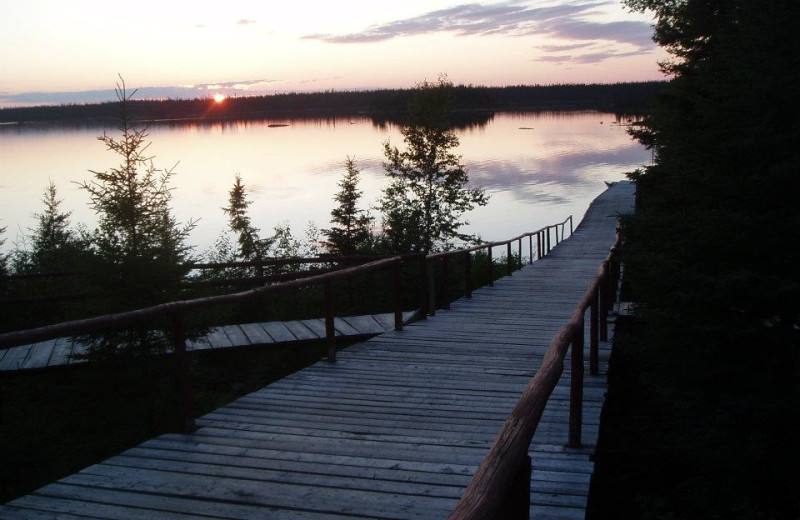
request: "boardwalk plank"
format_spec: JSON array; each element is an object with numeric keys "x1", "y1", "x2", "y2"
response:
[
  {"x1": 239, "y1": 323, "x2": 273, "y2": 345},
  {"x1": 284, "y1": 320, "x2": 319, "y2": 340}
]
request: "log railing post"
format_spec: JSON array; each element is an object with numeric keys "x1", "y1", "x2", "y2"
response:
[
  {"x1": 487, "y1": 245, "x2": 494, "y2": 287},
  {"x1": 393, "y1": 261, "x2": 403, "y2": 331},
  {"x1": 568, "y1": 320, "x2": 584, "y2": 448},
  {"x1": 537, "y1": 232, "x2": 542, "y2": 260},
  {"x1": 600, "y1": 262, "x2": 609, "y2": 342},
  {"x1": 518, "y1": 238, "x2": 523, "y2": 270},
  {"x1": 324, "y1": 280, "x2": 336, "y2": 362},
  {"x1": 171, "y1": 312, "x2": 196, "y2": 433},
  {"x1": 555, "y1": 225, "x2": 560, "y2": 245},
  {"x1": 427, "y1": 259, "x2": 437, "y2": 316},
  {"x1": 464, "y1": 251, "x2": 472, "y2": 299},
  {"x1": 569, "y1": 215, "x2": 573, "y2": 236},
  {"x1": 506, "y1": 454, "x2": 532, "y2": 520},
  {"x1": 528, "y1": 235, "x2": 533, "y2": 265},
  {"x1": 418, "y1": 256, "x2": 429, "y2": 319},
  {"x1": 546, "y1": 227, "x2": 552, "y2": 253},
  {"x1": 442, "y1": 256, "x2": 451, "y2": 310},
  {"x1": 506, "y1": 242, "x2": 513, "y2": 276},
  {"x1": 590, "y1": 288, "x2": 600, "y2": 376}
]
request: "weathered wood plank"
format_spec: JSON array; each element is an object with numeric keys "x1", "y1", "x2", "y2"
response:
[
  {"x1": 20, "y1": 340, "x2": 56, "y2": 370},
  {"x1": 342, "y1": 315, "x2": 385, "y2": 335},
  {"x1": 284, "y1": 320, "x2": 319, "y2": 340},
  {"x1": 204, "y1": 326, "x2": 233, "y2": 349},
  {"x1": 239, "y1": 322, "x2": 274, "y2": 345},
  {"x1": 221, "y1": 324, "x2": 250, "y2": 347},
  {"x1": 260, "y1": 321, "x2": 297, "y2": 343}
]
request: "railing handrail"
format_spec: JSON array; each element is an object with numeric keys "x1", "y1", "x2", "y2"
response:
[
  {"x1": 446, "y1": 229, "x2": 621, "y2": 520},
  {"x1": 427, "y1": 216, "x2": 573, "y2": 260},
  {"x1": 0, "y1": 253, "x2": 423, "y2": 282},
  {"x1": 0, "y1": 256, "x2": 402, "y2": 350},
  {"x1": 0, "y1": 214, "x2": 577, "y2": 353},
  {"x1": 0, "y1": 212, "x2": 584, "y2": 442}
]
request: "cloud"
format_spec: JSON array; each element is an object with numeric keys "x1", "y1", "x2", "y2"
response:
[
  {"x1": 0, "y1": 79, "x2": 284, "y2": 106},
  {"x1": 303, "y1": 0, "x2": 655, "y2": 64},
  {"x1": 536, "y1": 48, "x2": 648, "y2": 64},
  {"x1": 541, "y1": 19, "x2": 653, "y2": 48},
  {"x1": 304, "y1": 1, "x2": 609, "y2": 42},
  {"x1": 303, "y1": 1, "x2": 650, "y2": 46},
  {"x1": 538, "y1": 42, "x2": 595, "y2": 53}
]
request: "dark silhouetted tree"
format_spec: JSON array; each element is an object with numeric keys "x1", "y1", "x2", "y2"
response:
[
  {"x1": 0, "y1": 223, "x2": 7, "y2": 284},
  {"x1": 25, "y1": 181, "x2": 84, "y2": 272},
  {"x1": 78, "y1": 78, "x2": 195, "y2": 358},
  {"x1": 324, "y1": 157, "x2": 373, "y2": 255},
  {"x1": 222, "y1": 174, "x2": 271, "y2": 262},
  {"x1": 379, "y1": 76, "x2": 488, "y2": 253}
]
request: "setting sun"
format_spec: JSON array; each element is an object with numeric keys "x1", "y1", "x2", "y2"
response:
[{"x1": 213, "y1": 93, "x2": 226, "y2": 103}]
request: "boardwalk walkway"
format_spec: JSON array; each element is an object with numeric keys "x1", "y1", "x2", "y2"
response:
[
  {"x1": 1, "y1": 182, "x2": 634, "y2": 520},
  {"x1": 0, "y1": 312, "x2": 416, "y2": 372}
]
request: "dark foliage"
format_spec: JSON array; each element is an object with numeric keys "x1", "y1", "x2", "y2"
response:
[
  {"x1": 600, "y1": 0, "x2": 800, "y2": 517},
  {"x1": 222, "y1": 174, "x2": 272, "y2": 263},
  {"x1": 324, "y1": 157, "x2": 374, "y2": 256},
  {"x1": 76, "y1": 79, "x2": 196, "y2": 359},
  {"x1": 379, "y1": 77, "x2": 488, "y2": 254}
]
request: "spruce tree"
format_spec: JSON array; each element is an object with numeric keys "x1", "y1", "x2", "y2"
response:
[
  {"x1": 324, "y1": 157, "x2": 373, "y2": 256},
  {"x1": 28, "y1": 181, "x2": 82, "y2": 272},
  {"x1": 222, "y1": 174, "x2": 271, "y2": 262},
  {"x1": 78, "y1": 78, "x2": 195, "y2": 358}
]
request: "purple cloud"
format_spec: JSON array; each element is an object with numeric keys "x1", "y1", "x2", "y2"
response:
[{"x1": 303, "y1": 1, "x2": 655, "y2": 64}]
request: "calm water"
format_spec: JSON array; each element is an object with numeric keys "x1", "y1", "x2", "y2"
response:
[{"x1": 0, "y1": 111, "x2": 647, "y2": 255}]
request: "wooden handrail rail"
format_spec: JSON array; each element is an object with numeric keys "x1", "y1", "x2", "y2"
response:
[
  {"x1": 426, "y1": 216, "x2": 573, "y2": 260},
  {"x1": 0, "y1": 256, "x2": 402, "y2": 350},
  {"x1": 188, "y1": 253, "x2": 424, "y2": 270},
  {"x1": 447, "y1": 227, "x2": 621, "y2": 520}
]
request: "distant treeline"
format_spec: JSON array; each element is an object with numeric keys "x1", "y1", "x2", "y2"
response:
[{"x1": 0, "y1": 82, "x2": 666, "y2": 124}]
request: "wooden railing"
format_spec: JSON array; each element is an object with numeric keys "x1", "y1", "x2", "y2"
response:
[
  {"x1": 425, "y1": 215, "x2": 573, "y2": 313},
  {"x1": 447, "y1": 229, "x2": 622, "y2": 520},
  {"x1": 0, "y1": 216, "x2": 578, "y2": 435}
]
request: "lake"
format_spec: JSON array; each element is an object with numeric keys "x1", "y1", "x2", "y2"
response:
[{"x1": 0, "y1": 111, "x2": 648, "y2": 256}]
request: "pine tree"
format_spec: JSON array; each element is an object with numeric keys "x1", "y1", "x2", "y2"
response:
[
  {"x1": 379, "y1": 76, "x2": 488, "y2": 254},
  {"x1": 324, "y1": 157, "x2": 373, "y2": 256}
]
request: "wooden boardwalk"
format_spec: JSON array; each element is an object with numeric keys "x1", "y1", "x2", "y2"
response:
[
  {"x1": 0, "y1": 312, "x2": 415, "y2": 372},
  {"x1": 1, "y1": 182, "x2": 634, "y2": 520}
]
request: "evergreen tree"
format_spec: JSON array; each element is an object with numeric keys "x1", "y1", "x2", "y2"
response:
[
  {"x1": 613, "y1": 1, "x2": 800, "y2": 517},
  {"x1": 0, "y1": 223, "x2": 7, "y2": 283},
  {"x1": 78, "y1": 78, "x2": 195, "y2": 357},
  {"x1": 324, "y1": 157, "x2": 373, "y2": 255},
  {"x1": 379, "y1": 76, "x2": 488, "y2": 253},
  {"x1": 222, "y1": 174, "x2": 271, "y2": 262},
  {"x1": 26, "y1": 181, "x2": 83, "y2": 272}
]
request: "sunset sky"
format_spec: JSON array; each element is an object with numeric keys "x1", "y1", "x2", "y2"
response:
[{"x1": 0, "y1": 0, "x2": 667, "y2": 107}]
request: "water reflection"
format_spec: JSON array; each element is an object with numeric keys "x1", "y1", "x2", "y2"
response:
[
  {"x1": 469, "y1": 143, "x2": 647, "y2": 199},
  {"x1": 0, "y1": 111, "x2": 648, "y2": 252},
  {"x1": 369, "y1": 111, "x2": 495, "y2": 131}
]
